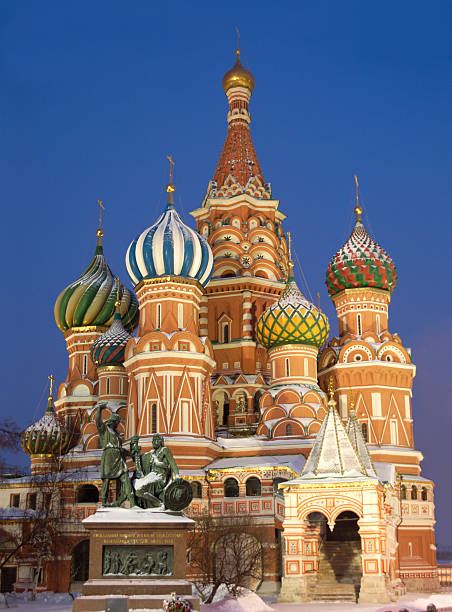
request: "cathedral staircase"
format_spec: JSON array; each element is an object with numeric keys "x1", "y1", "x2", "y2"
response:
[{"x1": 308, "y1": 541, "x2": 362, "y2": 602}]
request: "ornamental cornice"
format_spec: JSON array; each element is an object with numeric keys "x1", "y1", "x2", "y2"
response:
[{"x1": 331, "y1": 287, "x2": 391, "y2": 303}]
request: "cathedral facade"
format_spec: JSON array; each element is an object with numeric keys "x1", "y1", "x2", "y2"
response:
[{"x1": 0, "y1": 50, "x2": 439, "y2": 602}]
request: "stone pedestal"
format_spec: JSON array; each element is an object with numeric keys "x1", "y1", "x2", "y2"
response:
[
  {"x1": 358, "y1": 575, "x2": 391, "y2": 604},
  {"x1": 73, "y1": 507, "x2": 199, "y2": 611}
]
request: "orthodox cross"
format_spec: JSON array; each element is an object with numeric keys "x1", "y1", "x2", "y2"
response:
[
  {"x1": 354, "y1": 175, "x2": 362, "y2": 221},
  {"x1": 115, "y1": 277, "x2": 121, "y2": 307},
  {"x1": 48, "y1": 374, "x2": 55, "y2": 399},
  {"x1": 167, "y1": 155, "x2": 175, "y2": 185},
  {"x1": 287, "y1": 231, "x2": 292, "y2": 261},
  {"x1": 235, "y1": 26, "x2": 240, "y2": 52},
  {"x1": 97, "y1": 199, "x2": 105, "y2": 230}
]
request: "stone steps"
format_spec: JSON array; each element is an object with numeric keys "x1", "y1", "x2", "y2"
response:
[{"x1": 308, "y1": 582, "x2": 358, "y2": 603}]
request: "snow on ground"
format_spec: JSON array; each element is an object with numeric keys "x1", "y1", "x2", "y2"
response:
[{"x1": 0, "y1": 590, "x2": 451, "y2": 612}]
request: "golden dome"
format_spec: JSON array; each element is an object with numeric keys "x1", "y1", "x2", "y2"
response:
[{"x1": 222, "y1": 50, "x2": 255, "y2": 93}]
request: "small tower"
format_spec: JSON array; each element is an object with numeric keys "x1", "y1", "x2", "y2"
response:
[
  {"x1": 54, "y1": 206, "x2": 138, "y2": 424},
  {"x1": 255, "y1": 239, "x2": 330, "y2": 439},
  {"x1": 124, "y1": 171, "x2": 216, "y2": 462},
  {"x1": 90, "y1": 279, "x2": 130, "y2": 406},
  {"x1": 22, "y1": 375, "x2": 77, "y2": 474}
]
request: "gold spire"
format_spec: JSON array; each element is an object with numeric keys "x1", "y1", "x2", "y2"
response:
[
  {"x1": 166, "y1": 155, "x2": 175, "y2": 205},
  {"x1": 97, "y1": 199, "x2": 105, "y2": 244},
  {"x1": 47, "y1": 374, "x2": 55, "y2": 411},
  {"x1": 354, "y1": 175, "x2": 362, "y2": 222},
  {"x1": 287, "y1": 231, "x2": 294, "y2": 273},
  {"x1": 114, "y1": 277, "x2": 121, "y2": 311}
]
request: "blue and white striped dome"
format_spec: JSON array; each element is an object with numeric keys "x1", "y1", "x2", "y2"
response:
[{"x1": 126, "y1": 189, "x2": 214, "y2": 287}]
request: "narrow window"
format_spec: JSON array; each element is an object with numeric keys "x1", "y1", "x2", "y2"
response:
[
  {"x1": 151, "y1": 403, "x2": 157, "y2": 433},
  {"x1": 156, "y1": 304, "x2": 162, "y2": 329},
  {"x1": 401, "y1": 485, "x2": 407, "y2": 500},
  {"x1": 191, "y1": 482, "x2": 202, "y2": 499},
  {"x1": 286, "y1": 423, "x2": 292, "y2": 436},
  {"x1": 119, "y1": 378, "x2": 124, "y2": 395},
  {"x1": 408, "y1": 542, "x2": 413, "y2": 557},
  {"x1": 106, "y1": 377, "x2": 110, "y2": 395},
  {"x1": 421, "y1": 487, "x2": 428, "y2": 501},
  {"x1": 411, "y1": 486, "x2": 418, "y2": 500},
  {"x1": 223, "y1": 323, "x2": 229, "y2": 343},
  {"x1": 178, "y1": 304, "x2": 184, "y2": 329},
  {"x1": 361, "y1": 422, "x2": 368, "y2": 442},
  {"x1": 376, "y1": 314, "x2": 381, "y2": 335},
  {"x1": 11, "y1": 494, "x2": 20, "y2": 508},
  {"x1": 357, "y1": 313, "x2": 362, "y2": 336},
  {"x1": 390, "y1": 420, "x2": 398, "y2": 444},
  {"x1": 83, "y1": 355, "x2": 88, "y2": 376},
  {"x1": 285, "y1": 358, "x2": 290, "y2": 377},
  {"x1": 28, "y1": 493, "x2": 37, "y2": 510},
  {"x1": 142, "y1": 308, "x2": 146, "y2": 326},
  {"x1": 342, "y1": 317, "x2": 347, "y2": 332}
]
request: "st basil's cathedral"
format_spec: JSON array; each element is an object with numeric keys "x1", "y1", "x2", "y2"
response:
[{"x1": 0, "y1": 49, "x2": 439, "y2": 603}]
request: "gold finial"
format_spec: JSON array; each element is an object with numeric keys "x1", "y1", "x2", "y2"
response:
[
  {"x1": 328, "y1": 376, "x2": 335, "y2": 401},
  {"x1": 287, "y1": 232, "x2": 294, "y2": 272},
  {"x1": 97, "y1": 200, "x2": 105, "y2": 238},
  {"x1": 317, "y1": 291, "x2": 320, "y2": 308},
  {"x1": 48, "y1": 374, "x2": 55, "y2": 400},
  {"x1": 167, "y1": 155, "x2": 175, "y2": 187},
  {"x1": 354, "y1": 175, "x2": 362, "y2": 222},
  {"x1": 235, "y1": 26, "x2": 240, "y2": 54},
  {"x1": 114, "y1": 277, "x2": 121, "y2": 310}
]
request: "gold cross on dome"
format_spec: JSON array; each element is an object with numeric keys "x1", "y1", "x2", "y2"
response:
[
  {"x1": 287, "y1": 231, "x2": 292, "y2": 260},
  {"x1": 97, "y1": 199, "x2": 105, "y2": 229},
  {"x1": 167, "y1": 155, "x2": 175, "y2": 185},
  {"x1": 235, "y1": 26, "x2": 240, "y2": 52},
  {"x1": 48, "y1": 374, "x2": 55, "y2": 398}
]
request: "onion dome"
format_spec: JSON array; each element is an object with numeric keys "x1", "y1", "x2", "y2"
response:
[
  {"x1": 126, "y1": 184, "x2": 214, "y2": 287},
  {"x1": 22, "y1": 377, "x2": 77, "y2": 456},
  {"x1": 256, "y1": 262, "x2": 329, "y2": 349},
  {"x1": 222, "y1": 49, "x2": 255, "y2": 93},
  {"x1": 54, "y1": 229, "x2": 139, "y2": 333},
  {"x1": 326, "y1": 203, "x2": 397, "y2": 297},
  {"x1": 90, "y1": 286, "x2": 131, "y2": 366}
]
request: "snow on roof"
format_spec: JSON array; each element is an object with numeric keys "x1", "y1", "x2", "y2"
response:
[
  {"x1": 83, "y1": 506, "x2": 195, "y2": 525},
  {"x1": 399, "y1": 474, "x2": 432, "y2": 483},
  {"x1": 374, "y1": 461, "x2": 395, "y2": 484},
  {"x1": 205, "y1": 454, "x2": 305, "y2": 475},
  {"x1": 300, "y1": 405, "x2": 372, "y2": 481},
  {"x1": 219, "y1": 436, "x2": 312, "y2": 450},
  {"x1": 346, "y1": 411, "x2": 377, "y2": 478},
  {"x1": 179, "y1": 469, "x2": 206, "y2": 479}
]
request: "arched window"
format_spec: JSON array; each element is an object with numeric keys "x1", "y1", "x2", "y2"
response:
[
  {"x1": 224, "y1": 478, "x2": 239, "y2": 498},
  {"x1": 151, "y1": 403, "x2": 157, "y2": 433},
  {"x1": 253, "y1": 390, "x2": 263, "y2": 413},
  {"x1": 223, "y1": 323, "x2": 230, "y2": 343},
  {"x1": 76, "y1": 485, "x2": 99, "y2": 504},
  {"x1": 286, "y1": 423, "x2": 292, "y2": 436},
  {"x1": 273, "y1": 478, "x2": 288, "y2": 494},
  {"x1": 191, "y1": 482, "x2": 202, "y2": 499},
  {"x1": 401, "y1": 485, "x2": 407, "y2": 500},
  {"x1": 357, "y1": 313, "x2": 362, "y2": 336},
  {"x1": 245, "y1": 477, "x2": 261, "y2": 497},
  {"x1": 361, "y1": 422, "x2": 368, "y2": 442},
  {"x1": 421, "y1": 487, "x2": 428, "y2": 501},
  {"x1": 411, "y1": 486, "x2": 418, "y2": 500}
]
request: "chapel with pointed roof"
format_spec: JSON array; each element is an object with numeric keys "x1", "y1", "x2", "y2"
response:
[{"x1": 0, "y1": 48, "x2": 439, "y2": 602}]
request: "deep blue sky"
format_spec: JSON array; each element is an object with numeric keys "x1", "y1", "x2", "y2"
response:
[{"x1": 1, "y1": 2, "x2": 451, "y2": 543}]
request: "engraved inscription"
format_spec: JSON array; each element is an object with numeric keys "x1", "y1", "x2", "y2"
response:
[{"x1": 102, "y1": 545, "x2": 173, "y2": 576}]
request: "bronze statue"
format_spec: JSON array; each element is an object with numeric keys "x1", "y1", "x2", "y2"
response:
[
  {"x1": 131, "y1": 433, "x2": 192, "y2": 511},
  {"x1": 95, "y1": 402, "x2": 135, "y2": 507}
]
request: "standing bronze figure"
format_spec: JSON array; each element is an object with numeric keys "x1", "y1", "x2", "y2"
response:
[{"x1": 95, "y1": 402, "x2": 135, "y2": 507}]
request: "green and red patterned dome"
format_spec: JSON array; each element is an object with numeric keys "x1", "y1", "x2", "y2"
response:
[
  {"x1": 326, "y1": 206, "x2": 397, "y2": 297},
  {"x1": 256, "y1": 266, "x2": 329, "y2": 349},
  {"x1": 54, "y1": 231, "x2": 139, "y2": 333},
  {"x1": 90, "y1": 301, "x2": 131, "y2": 367},
  {"x1": 22, "y1": 395, "x2": 77, "y2": 456}
]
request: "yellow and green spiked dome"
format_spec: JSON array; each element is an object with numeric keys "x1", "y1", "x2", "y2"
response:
[
  {"x1": 256, "y1": 269, "x2": 329, "y2": 349},
  {"x1": 54, "y1": 232, "x2": 139, "y2": 333}
]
